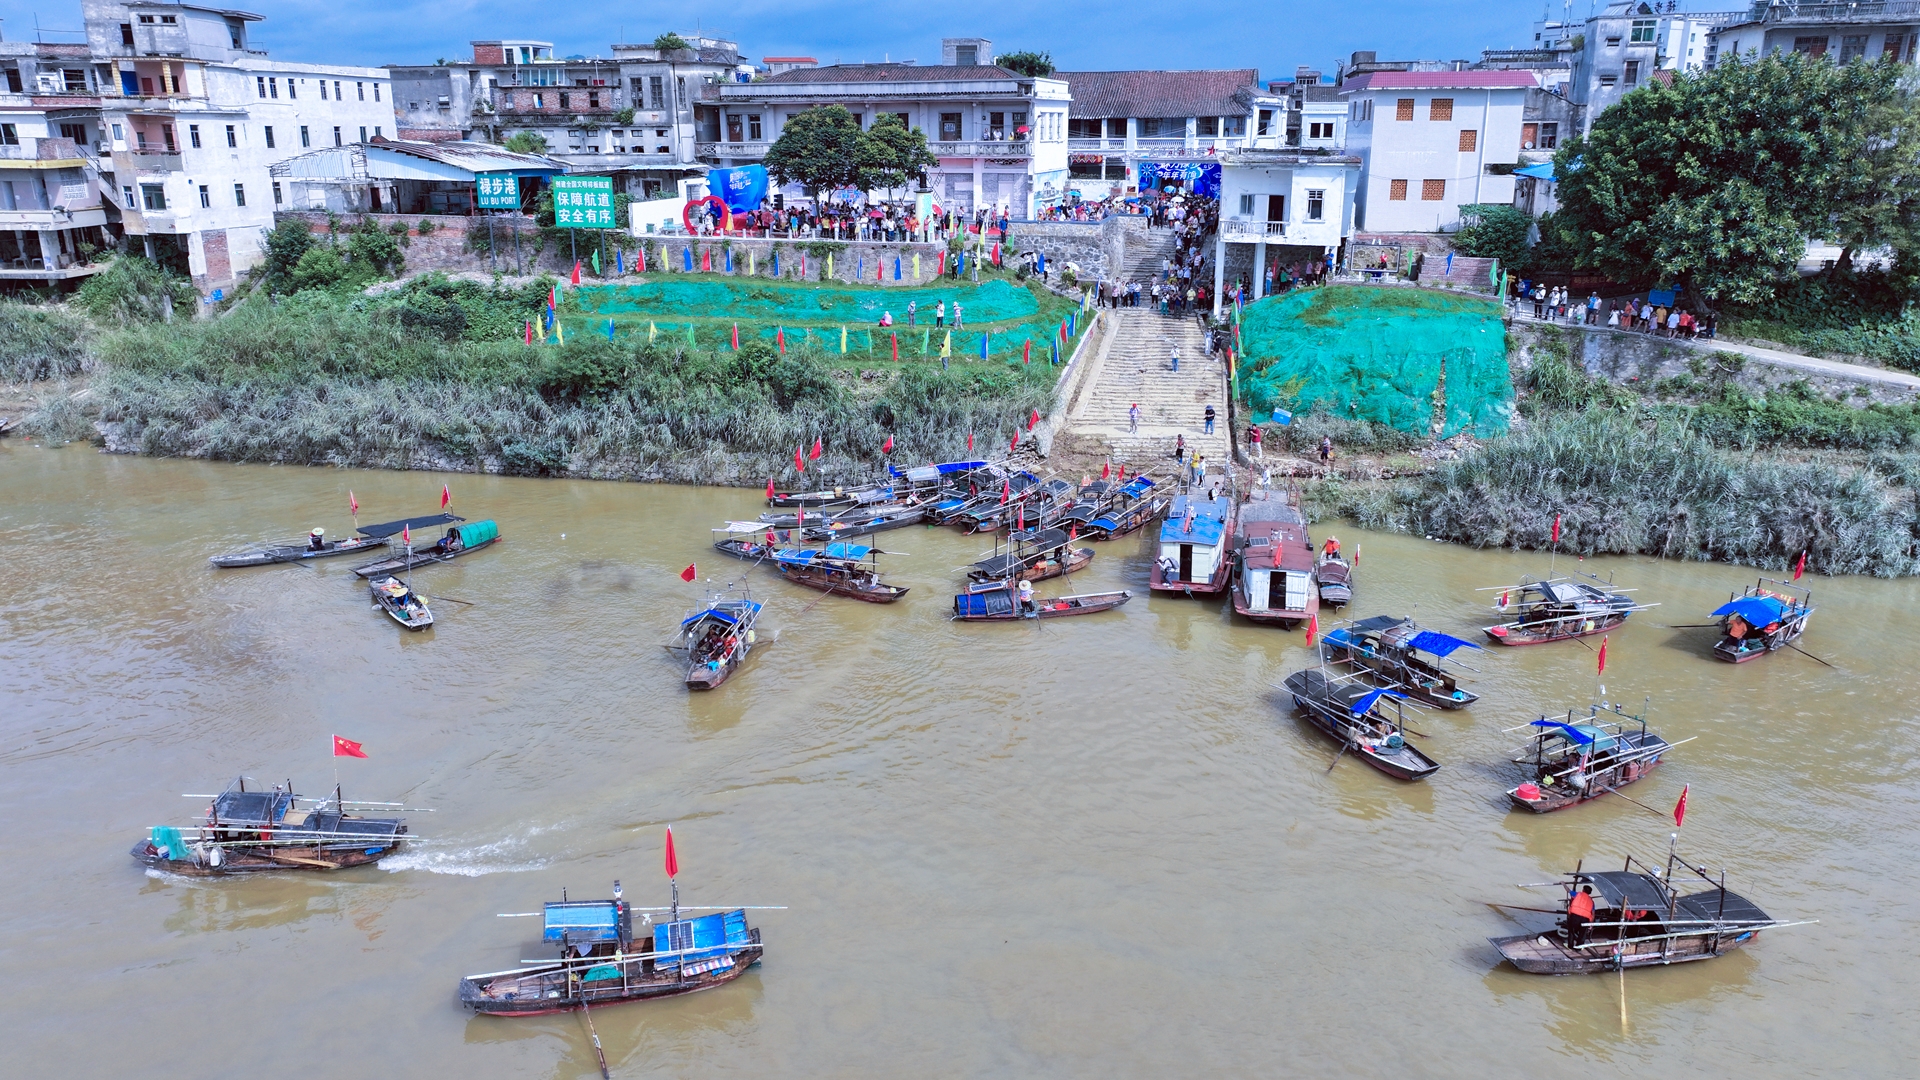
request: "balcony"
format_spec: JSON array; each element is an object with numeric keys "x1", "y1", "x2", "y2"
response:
[
  {"x1": 697, "y1": 140, "x2": 772, "y2": 160},
  {"x1": 928, "y1": 139, "x2": 1030, "y2": 159},
  {"x1": 126, "y1": 149, "x2": 184, "y2": 172},
  {"x1": 1755, "y1": 1, "x2": 1916, "y2": 24},
  {"x1": 1219, "y1": 217, "x2": 1287, "y2": 242},
  {"x1": 1067, "y1": 137, "x2": 1127, "y2": 153}
]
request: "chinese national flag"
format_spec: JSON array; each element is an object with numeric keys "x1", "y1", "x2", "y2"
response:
[
  {"x1": 570, "y1": 261, "x2": 581, "y2": 286},
  {"x1": 883, "y1": 435, "x2": 894, "y2": 454},
  {"x1": 680, "y1": 563, "x2": 697, "y2": 582},
  {"x1": 1305, "y1": 614, "x2": 1318, "y2": 645},
  {"x1": 1000, "y1": 480, "x2": 1010, "y2": 504},
  {"x1": 1551, "y1": 513, "x2": 1561, "y2": 545},
  {"x1": 1028, "y1": 408, "x2": 1040, "y2": 431},
  {"x1": 400, "y1": 524, "x2": 411, "y2": 548},
  {"x1": 1793, "y1": 551, "x2": 1807, "y2": 581},
  {"x1": 1101, "y1": 462, "x2": 1111, "y2": 480},
  {"x1": 1597, "y1": 635, "x2": 1609, "y2": 675},
  {"x1": 663, "y1": 824, "x2": 679, "y2": 879},
  {"x1": 349, "y1": 491, "x2": 359, "y2": 515},
  {"x1": 1673, "y1": 783, "x2": 1689, "y2": 828},
  {"x1": 1117, "y1": 465, "x2": 1126, "y2": 482},
  {"x1": 332, "y1": 735, "x2": 367, "y2": 759},
  {"x1": 765, "y1": 478, "x2": 775, "y2": 499},
  {"x1": 966, "y1": 432, "x2": 974, "y2": 454},
  {"x1": 794, "y1": 445, "x2": 805, "y2": 472},
  {"x1": 440, "y1": 484, "x2": 450, "y2": 510},
  {"x1": 810, "y1": 437, "x2": 823, "y2": 461}
]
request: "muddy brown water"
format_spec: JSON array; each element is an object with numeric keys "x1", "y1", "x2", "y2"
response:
[{"x1": 2, "y1": 443, "x2": 1915, "y2": 1077}]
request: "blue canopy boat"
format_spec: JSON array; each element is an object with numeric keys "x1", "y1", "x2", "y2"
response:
[
  {"x1": 671, "y1": 590, "x2": 763, "y2": 689},
  {"x1": 1710, "y1": 579, "x2": 1813, "y2": 663},
  {"x1": 1086, "y1": 475, "x2": 1169, "y2": 540},
  {"x1": 1506, "y1": 703, "x2": 1682, "y2": 813},
  {"x1": 772, "y1": 542, "x2": 909, "y2": 603},
  {"x1": 1282, "y1": 667, "x2": 1440, "y2": 781},
  {"x1": 1321, "y1": 616, "x2": 1481, "y2": 709},
  {"x1": 1152, "y1": 494, "x2": 1237, "y2": 595}
]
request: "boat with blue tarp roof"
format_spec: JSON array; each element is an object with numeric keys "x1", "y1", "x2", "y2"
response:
[
  {"x1": 1506, "y1": 703, "x2": 1683, "y2": 813},
  {"x1": 772, "y1": 541, "x2": 909, "y2": 603},
  {"x1": 1321, "y1": 615, "x2": 1481, "y2": 709},
  {"x1": 1151, "y1": 492, "x2": 1237, "y2": 595},
  {"x1": 1282, "y1": 667, "x2": 1440, "y2": 781},
  {"x1": 1709, "y1": 578, "x2": 1812, "y2": 663},
  {"x1": 671, "y1": 589, "x2": 763, "y2": 689},
  {"x1": 1086, "y1": 474, "x2": 1169, "y2": 540}
]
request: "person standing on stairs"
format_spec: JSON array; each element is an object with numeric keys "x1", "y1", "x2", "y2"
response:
[
  {"x1": 1170, "y1": 346, "x2": 1180, "y2": 373},
  {"x1": 1129, "y1": 403, "x2": 1140, "y2": 434},
  {"x1": 1173, "y1": 433, "x2": 1186, "y2": 465},
  {"x1": 1204, "y1": 404, "x2": 1215, "y2": 435}
]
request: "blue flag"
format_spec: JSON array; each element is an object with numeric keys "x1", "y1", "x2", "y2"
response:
[
  {"x1": 1068, "y1": 313, "x2": 1077, "y2": 337},
  {"x1": 893, "y1": 256, "x2": 901, "y2": 280},
  {"x1": 615, "y1": 249, "x2": 624, "y2": 275},
  {"x1": 772, "y1": 252, "x2": 779, "y2": 277},
  {"x1": 725, "y1": 248, "x2": 733, "y2": 273},
  {"x1": 682, "y1": 247, "x2": 693, "y2": 271},
  {"x1": 858, "y1": 255, "x2": 864, "y2": 280},
  {"x1": 606, "y1": 319, "x2": 615, "y2": 341},
  {"x1": 979, "y1": 333, "x2": 988, "y2": 359},
  {"x1": 1445, "y1": 252, "x2": 1454, "y2": 277},
  {"x1": 1050, "y1": 342, "x2": 1058, "y2": 365}
]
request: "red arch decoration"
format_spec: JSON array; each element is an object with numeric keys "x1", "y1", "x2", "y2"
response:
[{"x1": 683, "y1": 195, "x2": 733, "y2": 234}]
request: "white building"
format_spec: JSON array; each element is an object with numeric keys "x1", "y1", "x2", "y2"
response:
[
  {"x1": 1054, "y1": 68, "x2": 1268, "y2": 204},
  {"x1": 1211, "y1": 148, "x2": 1360, "y2": 316},
  {"x1": 1710, "y1": 2, "x2": 1920, "y2": 67},
  {"x1": 78, "y1": 0, "x2": 393, "y2": 292},
  {"x1": 0, "y1": 39, "x2": 114, "y2": 285},
  {"x1": 1341, "y1": 70, "x2": 1535, "y2": 234}
]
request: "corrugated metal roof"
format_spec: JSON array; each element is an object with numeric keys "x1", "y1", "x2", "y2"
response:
[
  {"x1": 1056, "y1": 69, "x2": 1258, "y2": 119},
  {"x1": 366, "y1": 139, "x2": 564, "y2": 173},
  {"x1": 1343, "y1": 71, "x2": 1539, "y2": 92}
]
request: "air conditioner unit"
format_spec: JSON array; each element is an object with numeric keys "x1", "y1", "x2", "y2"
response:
[{"x1": 95, "y1": 140, "x2": 112, "y2": 153}]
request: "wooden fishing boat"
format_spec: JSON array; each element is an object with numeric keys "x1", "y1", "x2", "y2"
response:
[
  {"x1": 1086, "y1": 475, "x2": 1169, "y2": 540},
  {"x1": 767, "y1": 483, "x2": 893, "y2": 508},
  {"x1": 129, "y1": 776, "x2": 412, "y2": 875},
  {"x1": 352, "y1": 520, "x2": 500, "y2": 578},
  {"x1": 1710, "y1": 579, "x2": 1813, "y2": 663},
  {"x1": 772, "y1": 542, "x2": 909, "y2": 603},
  {"x1": 952, "y1": 579, "x2": 1131, "y2": 621},
  {"x1": 210, "y1": 532, "x2": 387, "y2": 568},
  {"x1": 967, "y1": 526, "x2": 1094, "y2": 584},
  {"x1": 1315, "y1": 547, "x2": 1353, "y2": 607},
  {"x1": 1229, "y1": 494, "x2": 1316, "y2": 624},
  {"x1": 712, "y1": 521, "x2": 781, "y2": 561},
  {"x1": 949, "y1": 471, "x2": 1046, "y2": 532},
  {"x1": 1320, "y1": 616, "x2": 1481, "y2": 709},
  {"x1": 671, "y1": 590, "x2": 763, "y2": 690},
  {"x1": 1490, "y1": 850, "x2": 1805, "y2": 974},
  {"x1": 798, "y1": 501, "x2": 926, "y2": 541},
  {"x1": 1482, "y1": 573, "x2": 1654, "y2": 645},
  {"x1": 462, "y1": 900, "x2": 763, "y2": 1015},
  {"x1": 1281, "y1": 668, "x2": 1440, "y2": 781},
  {"x1": 1151, "y1": 493, "x2": 1238, "y2": 596},
  {"x1": 1506, "y1": 704, "x2": 1680, "y2": 813},
  {"x1": 370, "y1": 576, "x2": 434, "y2": 630}
]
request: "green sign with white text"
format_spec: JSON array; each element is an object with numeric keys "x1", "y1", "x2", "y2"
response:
[
  {"x1": 551, "y1": 176, "x2": 616, "y2": 228},
  {"x1": 474, "y1": 172, "x2": 520, "y2": 209}
]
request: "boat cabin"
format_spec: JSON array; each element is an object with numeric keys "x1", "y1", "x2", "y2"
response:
[
  {"x1": 1233, "y1": 499, "x2": 1317, "y2": 623},
  {"x1": 544, "y1": 899, "x2": 635, "y2": 956},
  {"x1": 1154, "y1": 495, "x2": 1234, "y2": 592}
]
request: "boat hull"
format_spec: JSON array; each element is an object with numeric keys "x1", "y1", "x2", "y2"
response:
[
  {"x1": 1287, "y1": 694, "x2": 1440, "y2": 781},
  {"x1": 130, "y1": 839, "x2": 402, "y2": 875},
  {"x1": 1508, "y1": 755, "x2": 1664, "y2": 813},
  {"x1": 775, "y1": 564, "x2": 908, "y2": 603},
  {"x1": 1713, "y1": 619, "x2": 1809, "y2": 662},
  {"x1": 954, "y1": 590, "x2": 1130, "y2": 621},
  {"x1": 210, "y1": 536, "x2": 387, "y2": 568},
  {"x1": 352, "y1": 536, "x2": 498, "y2": 578},
  {"x1": 462, "y1": 942, "x2": 764, "y2": 1015},
  {"x1": 1484, "y1": 610, "x2": 1630, "y2": 646},
  {"x1": 1490, "y1": 929, "x2": 1760, "y2": 975}
]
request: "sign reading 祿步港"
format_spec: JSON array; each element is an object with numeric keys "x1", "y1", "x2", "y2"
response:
[
  {"x1": 474, "y1": 172, "x2": 521, "y2": 210},
  {"x1": 550, "y1": 176, "x2": 616, "y2": 228}
]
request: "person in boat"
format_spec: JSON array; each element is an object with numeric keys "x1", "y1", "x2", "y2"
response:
[
  {"x1": 1017, "y1": 578, "x2": 1036, "y2": 617},
  {"x1": 444, "y1": 527, "x2": 464, "y2": 554},
  {"x1": 1565, "y1": 884, "x2": 1596, "y2": 947},
  {"x1": 308, "y1": 527, "x2": 326, "y2": 551},
  {"x1": 1322, "y1": 536, "x2": 1341, "y2": 559},
  {"x1": 1158, "y1": 555, "x2": 1179, "y2": 581}
]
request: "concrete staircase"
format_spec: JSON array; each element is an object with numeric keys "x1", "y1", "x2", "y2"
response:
[
  {"x1": 1062, "y1": 308, "x2": 1232, "y2": 474},
  {"x1": 1118, "y1": 228, "x2": 1179, "y2": 282}
]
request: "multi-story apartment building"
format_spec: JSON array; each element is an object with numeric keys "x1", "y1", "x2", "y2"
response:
[
  {"x1": 1055, "y1": 68, "x2": 1267, "y2": 203},
  {"x1": 389, "y1": 35, "x2": 745, "y2": 200},
  {"x1": 1709, "y1": 0, "x2": 1920, "y2": 67},
  {"x1": 0, "y1": 38, "x2": 114, "y2": 285},
  {"x1": 33, "y1": 0, "x2": 395, "y2": 293},
  {"x1": 701, "y1": 38, "x2": 1070, "y2": 218},
  {"x1": 1341, "y1": 70, "x2": 1536, "y2": 233}
]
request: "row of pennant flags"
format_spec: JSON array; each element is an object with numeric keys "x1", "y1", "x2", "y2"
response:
[
  {"x1": 782, "y1": 408, "x2": 1048, "y2": 475},
  {"x1": 557, "y1": 245, "x2": 1002, "y2": 284}
]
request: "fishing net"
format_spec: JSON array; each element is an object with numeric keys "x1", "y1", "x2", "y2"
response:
[{"x1": 1238, "y1": 287, "x2": 1511, "y2": 438}]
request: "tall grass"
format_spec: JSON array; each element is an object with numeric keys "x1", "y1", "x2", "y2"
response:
[{"x1": 0, "y1": 302, "x2": 94, "y2": 382}]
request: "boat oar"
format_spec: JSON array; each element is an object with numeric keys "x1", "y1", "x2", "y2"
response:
[
  {"x1": 428, "y1": 595, "x2": 476, "y2": 606},
  {"x1": 578, "y1": 988, "x2": 611, "y2": 1080},
  {"x1": 1787, "y1": 642, "x2": 1836, "y2": 669},
  {"x1": 1486, "y1": 901, "x2": 1566, "y2": 916},
  {"x1": 1604, "y1": 788, "x2": 1668, "y2": 818},
  {"x1": 1662, "y1": 623, "x2": 1719, "y2": 629},
  {"x1": 1326, "y1": 740, "x2": 1351, "y2": 774}
]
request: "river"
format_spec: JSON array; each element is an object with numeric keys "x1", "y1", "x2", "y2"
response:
[{"x1": 1, "y1": 443, "x2": 1914, "y2": 1078}]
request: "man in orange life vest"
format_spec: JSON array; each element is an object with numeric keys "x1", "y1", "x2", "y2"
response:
[{"x1": 1565, "y1": 884, "x2": 1596, "y2": 947}]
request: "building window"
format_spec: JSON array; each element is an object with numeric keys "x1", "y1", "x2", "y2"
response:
[
  {"x1": 1197, "y1": 116, "x2": 1220, "y2": 137},
  {"x1": 1309, "y1": 122, "x2": 1333, "y2": 140},
  {"x1": 1223, "y1": 116, "x2": 1246, "y2": 137},
  {"x1": 1307, "y1": 190, "x2": 1325, "y2": 221},
  {"x1": 287, "y1": 79, "x2": 296, "y2": 99},
  {"x1": 273, "y1": 181, "x2": 283, "y2": 205},
  {"x1": 560, "y1": 91, "x2": 571, "y2": 109},
  {"x1": 1794, "y1": 36, "x2": 1829, "y2": 57},
  {"x1": 534, "y1": 93, "x2": 544, "y2": 109},
  {"x1": 120, "y1": 22, "x2": 133, "y2": 46},
  {"x1": 122, "y1": 185, "x2": 135, "y2": 208},
  {"x1": 1630, "y1": 19, "x2": 1657, "y2": 43},
  {"x1": 257, "y1": 76, "x2": 267, "y2": 98},
  {"x1": 374, "y1": 127, "x2": 382, "y2": 138},
  {"x1": 588, "y1": 91, "x2": 599, "y2": 109},
  {"x1": 225, "y1": 124, "x2": 236, "y2": 147},
  {"x1": 1238, "y1": 193, "x2": 1255, "y2": 214},
  {"x1": 373, "y1": 84, "x2": 380, "y2": 101},
  {"x1": 1395, "y1": 98, "x2": 1414, "y2": 121},
  {"x1": 142, "y1": 77, "x2": 154, "y2": 95},
  {"x1": 749, "y1": 114, "x2": 762, "y2": 140},
  {"x1": 0, "y1": 123, "x2": 16, "y2": 145},
  {"x1": 1624, "y1": 60, "x2": 1641, "y2": 88},
  {"x1": 1540, "y1": 122, "x2": 1559, "y2": 149},
  {"x1": 1840, "y1": 35, "x2": 1869, "y2": 63},
  {"x1": 1458, "y1": 128, "x2": 1477, "y2": 152},
  {"x1": 233, "y1": 183, "x2": 246, "y2": 206},
  {"x1": 1421, "y1": 179, "x2": 1446, "y2": 201},
  {"x1": 334, "y1": 80, "x2": 343, "y2": 99},
  {"x1": 940, "y1": 112, "x2": 962, "y2": 139},
  {"x1": 649, "y1": 75, "x2": 664, "y2": 109},
  {"x1": 1389, "y1": 179, "x2": 1408, "y2": 200},
  {"x1": 320, "y1": 80, "x2": 328, "y2": 100},
  {"x1": 189, "y1": 123, "x2": 201, "y2": 148},
  {"x1": 359, "y1": 126, "x2": 368, "y2": 142},
  {"x1": 269, "y1": 77, "x2": 278, "y2": 99},
  {"x1": 141, "y1": 184, "x2": 166, "y2": 211},
  {"x1": 1429, "y1": 98, "x2": 1453, "y2": 121},
  {"x1": 333, "y1": 126, "x2": 342, "y2": 146},
  {"x1": 199, "y1": 184, "x2": 210, "y2": 208},
  {"x1": 264, "y1": 126, "x2": 275, "y2": 149},
  {"x1": 1600, "y1": 75, "x2": 1618, "y2": 88},
  {"x1": 1257, "y1": 109, "x2": 1273, "y2": 136},
  {"x1": 357, "y1": 82, "x2": 365, "y2": 101},
  {"x1": 300, "y1": 125, "x2": 310, "y2": 148},
  {"x1": 1884, "y1": 34, "x2": 1909, "y2": 60}
]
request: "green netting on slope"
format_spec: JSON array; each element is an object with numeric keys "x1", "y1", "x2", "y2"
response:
[
  {"x1": 576, "y1": 278, "x2": 1040, "y2": 327},
  {"x1": 554, "y1": 318, "x2": 1083, "y2": 363},
  {"x1": 1237, "y1": 286, "x2": 1512, "y2": 438}
]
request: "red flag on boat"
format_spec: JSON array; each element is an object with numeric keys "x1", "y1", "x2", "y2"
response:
[
  {"x1": 1793, "y1": 550, "x2": 1807, "y2": 581},
  {"x1": 1069, "y1": 524, "x2": 1077, "y2": 541},
  {"x1": 883, "y1": 435, "x2": 894, "y2": 454},
  {"x1": 810, "y1": 437, "x2": 822, "y2": 461},
  {"x1": 1017, "y1": 504, "x2": 1025, "y2": 531},
  {"x1": 1498, "y1": 590, "x2": 1509, "y2": 610},
  {"x1": 1551, "y1": 513, "x2": 1561, "y2": 545},
  {"x1": 1000, "y1": 480, "x2": 1011, "y2": 504},
  {"x1": 400, "y1": 524, "x2": 411, "y2": 548},
  {"x1": 1354, "y1": 544, "x2": 1361, "y2": 566},
  {"x1": 1101, "y1": 462, "x2": 1111, "y2": 480},
  {"x1": 765, "y1": 478, "x2": 775, "y2": 499},
  {"x1": 570, "y1": 261, "x2": 581, "y2": 286},
  {"x1": 966, "y1": 432, "x2": 974, "y2": 453},
  {"x1": 1673, "y1": 783, "x2": 1690, "y2": 827},
  {"x1": 348, "y1": 491, "x2": 358, "y2": 515},
  {"x1": 663, "y1": 825, "x2": 679, "y2": 878},
  {"x1": 440, "y1": 484, "x2": 450, "y2": 510},
  {"x1": 1010, "y1": 432, "x2": 1019, "y2": 453},
  {"x1": 1305, "y1": 613, "x2": 1318, "y2": 645},
  {"x1": 793, "y1": 445, "x2": 805, "y2": 472},
  {"x1": 1597, "y1": 634, "x2": 1609, "y2": 674},
  {"x1": 680, "y1": 563, "x2": 697, "y2": 582},
  {"x1": 1028, "y1": 408, "x2": 1040, "y2": 431},
  {"x1": 332, "y1": 735, "x2": 367, "y2": 759},
  {"x1": 1117, "y1": 465, "x2": 1126, "y2": 482}
]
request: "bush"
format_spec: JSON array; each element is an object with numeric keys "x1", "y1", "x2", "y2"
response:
[
  {"x1": 72, "y1": 256, "x2": 197, "y2": 325},
  {"x1": 1453, "y1": 203, "x2": 1532, "y2": 268},
  {"x1": 0, "y1": 302, "x2": 93, "y2": 382}
]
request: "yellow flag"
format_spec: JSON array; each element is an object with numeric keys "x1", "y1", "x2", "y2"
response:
[
  {"x1": 913, "y1": 254, "x2": 920, "y2": 280},
  {"x1": 749, "y1": 251, "x2": 756, "y2": 276},
  {"x1": 840, "y1": 326, "x2": 847, "y2": 353},
  {"x1": 555, "y1": 319, "x2": 564, "y2": 344},
  {"x1": 941, "y1": 330, "x2": 951, "y2": 357},
  {"x1": 648, "y1": 321, "x2": 657, "y2": 342},
  {"x1": 827, "y1": 253, "x2": 834, "y2": 280}
]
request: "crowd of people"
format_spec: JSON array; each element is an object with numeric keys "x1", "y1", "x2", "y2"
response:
[
  {"x1": 686, "y1": 200, "x2": 1015, "y2": 245},
  {"x1": 1518, "y1": 282, "x2": 1717, "y2": 340}
]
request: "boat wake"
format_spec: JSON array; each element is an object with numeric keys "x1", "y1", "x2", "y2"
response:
[{"x1": 381, "y1": 832, "x2": 554, "y2": 877}]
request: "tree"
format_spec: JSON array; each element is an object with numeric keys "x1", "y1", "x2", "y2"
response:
[
  {"x1": 998, "y1": 50, "x2": 1055, "y2": 78},
  {"x1": 1823, "y1": 76, "x2": 1920, "y2": 274},
  {"x1": 652, "y1": 32, "x2": 690, "y2": 53},
  {"x1": 261, "y1": 218, "x2": 314, "y2": 294},
  {"x1": 1451, "y1": 203, "x2": 1532, "y2": 269},
  {"x1": 1553, "y1": 52, "x2": 1904, "y2": 303},
  {"x1": 764, "y1": 106, "x2": 864, "y2": 209},
  {"x1": 501, "y1": 130, "x2": 548, "y2": 155},
  {"x1": 857, "y1": 113, "x2": 938, "y2": 203}
]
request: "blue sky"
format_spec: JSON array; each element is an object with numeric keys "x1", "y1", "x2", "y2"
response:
[{"x1": 1, "y1": 1, "x2": 1635, "y2": 74}]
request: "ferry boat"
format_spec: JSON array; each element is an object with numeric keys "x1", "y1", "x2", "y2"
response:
[
  {"x1": 1150, "y1": 493, "x2": 1237, "y2": 596},
  {"x1": 1229, "y1": 494, "x2": 1317, "y2": 625}
]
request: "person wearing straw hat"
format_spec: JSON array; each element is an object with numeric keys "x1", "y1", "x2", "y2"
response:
[
  {"x1": 307, "y1": 527, "x2": 325, "y2": 551},
  {"x1": 1017, "y1": 578, "x2": 1035, "y2": 618}
]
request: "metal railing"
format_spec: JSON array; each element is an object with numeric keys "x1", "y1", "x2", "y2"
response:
[
  {"x1": 929, "y1": 139, "x2": 1031, "y2": 158},
  {"x1": 1753, "y1": 1, "x2": 1920, "y2": 23},
  {"x1": 1219, "y1": 218, "x2": 1286, "y2": 241}
]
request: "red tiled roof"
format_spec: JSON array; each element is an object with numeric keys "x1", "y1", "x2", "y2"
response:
[
  {"x1": 1056, "y1": 69, "x2": 1258, "y2": 119},
  {"x1": 1343, "y1": 71, "x2": 1538, "y2": 92}
]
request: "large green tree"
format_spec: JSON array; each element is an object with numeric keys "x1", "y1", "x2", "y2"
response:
[
  {"x1": 857, "y1": 113, "x2": 937, "y2": 203},
  {"x1": 1822, "y1": 75, "x2": 1920, "y2": 273},
  {"x1": 764, "y1": 105, "x2": 865, "y2": 208},
  {"x1": 1554, "y1": 52, "x2": 1905, "y2": 303},
  {"x1": 1452, "y1": 203, "x2": 1533, "y2": 270},
  {"x1": 997, "y1": 50, "x2": 1055, "y2": 77}
]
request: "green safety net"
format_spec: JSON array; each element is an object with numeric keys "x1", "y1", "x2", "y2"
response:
[
  {"x1": 1237, "y1": 287, "x2": 1511, "y2": 438},
  {"x1": 578, "y1": 278, "x2": 1040, "y2": 326}
]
